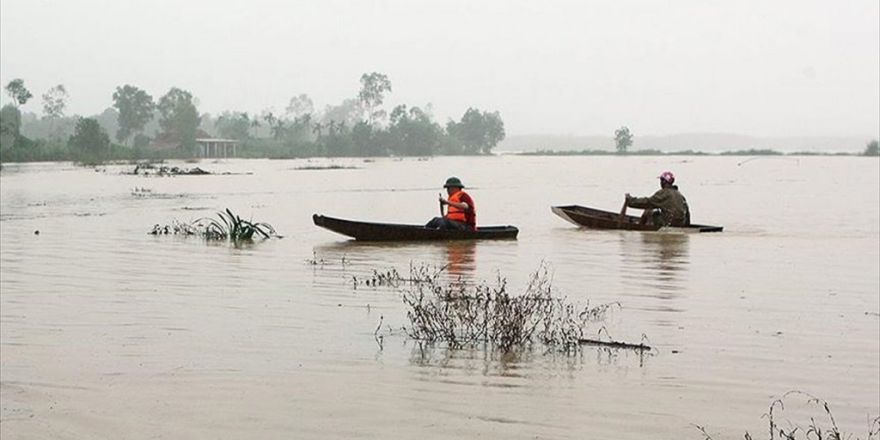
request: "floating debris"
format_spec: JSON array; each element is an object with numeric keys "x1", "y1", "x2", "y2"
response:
[
  {"x1": 291, "y1": 165, "x2": 359, "y2": 171},
  {"x1": 131, "y1": 187, "x2": 153, "y2": 197},
  {"x1": 150, "y1": 220, "x2": 200, "y2": 236}
]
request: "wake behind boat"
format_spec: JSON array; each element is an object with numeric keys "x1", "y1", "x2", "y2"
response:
[
  {"x1": 551, "y1": 205, "x2": 723, "y2": 233},
  {"x1": 313, "y1": 214, "x2": 519, "y2": 241}
]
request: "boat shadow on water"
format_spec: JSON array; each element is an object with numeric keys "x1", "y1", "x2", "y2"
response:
[
  {"x1": 619, "y1": 232, "x2": 691, "y2": 299},
  {"x1": 312, "y1": 240, "x2": 481, "y2": 278}
]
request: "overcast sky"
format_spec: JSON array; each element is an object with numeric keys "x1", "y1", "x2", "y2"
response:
[{"x1": 1, "y1": 0, "x2": 878, "y2": 137}]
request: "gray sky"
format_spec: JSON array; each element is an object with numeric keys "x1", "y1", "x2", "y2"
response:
[{"x1": 1, "y1": 0, "x2": 878, "y2": 137}]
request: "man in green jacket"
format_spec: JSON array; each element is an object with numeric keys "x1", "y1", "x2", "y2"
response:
[{"x1": 625, "y1": 171, "x2": 691, "y2": 227}]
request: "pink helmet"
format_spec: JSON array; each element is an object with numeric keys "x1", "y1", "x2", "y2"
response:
[{"x1": 658, "y1": 171, "x2": 675, "y2": 184}]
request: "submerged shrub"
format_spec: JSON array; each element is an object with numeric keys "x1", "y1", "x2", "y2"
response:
[{"x1": 400, "y1": 263, "x2": 629, "y2": 352}]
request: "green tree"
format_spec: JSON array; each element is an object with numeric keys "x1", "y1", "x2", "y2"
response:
[
  {"x1": 285, "y1": 94, "x2": 314, "y2": 118},
  {"x1": 289, "y1": 114, "x2": 313, "y2": 141},
  {"x1": 5, "y1": 79, "x2": 33, "y2": 107},
  {"x1": 358, "y1": 72, "x2": 392, "y2": 126},
  {"x1": 351, "y1": 121, "x2": 383, "y2": 156},
  {"x1": 132, "y1": 133, "x2": 151, "y2": 149},
  {"x1": 0, "y1": 104, "x2": 22, "y2": 149},
  {"x1": 614, "y1": 126, "x2": 633, "y2": 154},
  {"x1": 446, "y1": 108, "x2": 506, "y2": 154},
  {"x1": 480, "y1": 110, "x2": 505, "y2": 154},
  {"x1": 865, "y1": 139, "x2": 879, "y2": 156},
  {"x1": 68, "y1": 117, "x2": 111, "y2": 162},
  {"x1": 385, "y1": 105, "x2": 443, "y2": 156},
  {"x1": 261, "y1": 110, "x2": 287, "y2": 140},
  {"x1": 41, "y1": 84, "x2": 68, "y2": 119},
  {"x1": 157, "y1": 87, "x2": 200, "y2": 148},
  {"x1": 321, "y1": 98, "x2": 362, "y2": 128},
  {"x1": 319, "y1": 120, "x2": 353, "y2": 157},
  {"x1": 112, "y1": 85, "x2": 155, "y2": 144},
  {"x1": 41, "y1": 84, "x2": 69, "y2": 141},
  {"x1": 93, "y1": 107, "x2": 120, "y2": 141},
  {"x1": 215, "y1": 111, "x2": 252, "y2": 141}
]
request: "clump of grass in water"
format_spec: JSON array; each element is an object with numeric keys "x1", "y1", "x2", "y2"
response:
[
  {"x1": 150, "y1": 208, "x2": 278, "y2": 241},
  {"x1": 400, "y1": 263, "x2": 637, "y2": 353},
  {"x1": 200, "y1": 208, "x2": 277, "y2": 240},
  {"x1": 694, "y1": 391, "x2": 880, "y2": 440}
]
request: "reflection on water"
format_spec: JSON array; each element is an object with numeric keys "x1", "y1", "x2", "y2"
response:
[
  {"x1": 408, "y1": 343, "x2": 653, "y2": 381},
  {"x1": 640, "y1": 232, "x2": 690, "y2": 278},
  {"x1": 408, "y1": 343, "x2": 635, "y2": 373},
  {"x1": 620, "y1": 232, "x2": 690, "y2": 295},
  {"x1": 312, "y1": 239, "x2": 480, "y2": 281},
  {"x1": 444, "y1": 241, "x2": 477, "y2": 278}
]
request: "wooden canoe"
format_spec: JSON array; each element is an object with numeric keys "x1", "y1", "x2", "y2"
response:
[
  {"x1": 551, "y1": 205, "x2": 723, "y2": 233},
  {"x1": 313, "y1": 214, "x2": 519, "y2": 241}
]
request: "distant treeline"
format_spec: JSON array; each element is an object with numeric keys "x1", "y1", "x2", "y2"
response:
[
  {"x1": 0, "y1": 73, "x2": 505, "y2": 163},
  {"x1": 519, "y1": 144, "x2": 880, "y2": 157}
]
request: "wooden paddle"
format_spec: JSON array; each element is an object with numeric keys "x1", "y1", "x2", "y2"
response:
[
  {"x1": 439, "y1": 192, "x2": 445, "y2": 216},
  {"x1": 619, "y1": 199, "x2": 628, "y2": 224}
]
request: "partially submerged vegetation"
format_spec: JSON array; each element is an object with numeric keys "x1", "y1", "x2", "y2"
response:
[
  {"x1": 128, "y1": 161, "x2": 250, "y2": 176},
  {"x1": 386, "y1": 263, "x2": 645, "y2": 353},
  {"x1": 695, "y1": 391, "x2": 880, "y2": 440},
  {"x1": 132, "y1": 162, "x2": 210, "y2": 176},
  {"x1": 150, "y1": 208, "x2": 278, "y2": 241},
  {"x1": 300, "y1": 256, "x2": 648, "y2": 354},
  {"x1": 202, "y1": 209, "x2": 277, "y2": 240}
]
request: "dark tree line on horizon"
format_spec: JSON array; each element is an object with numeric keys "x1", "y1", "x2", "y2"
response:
[{"x1": 0, "y1": 73, "x2": 506, "y2": 163}]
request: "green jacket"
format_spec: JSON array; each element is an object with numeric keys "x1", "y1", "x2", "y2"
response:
[{"x1": 627, "y1": 186, "x2": 691, "y2": 226}]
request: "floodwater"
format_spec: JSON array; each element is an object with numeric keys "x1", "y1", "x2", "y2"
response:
[{"x1": 1, "y1": 156, "x2": 878, "y2": 439}]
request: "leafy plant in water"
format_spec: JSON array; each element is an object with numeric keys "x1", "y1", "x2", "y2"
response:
[
  {"x1": 200, "y1": 208, "x2": 277, "y2": 240},
  {"x1": 149, "y1": 208, "x2": 278, "y2": 241}
]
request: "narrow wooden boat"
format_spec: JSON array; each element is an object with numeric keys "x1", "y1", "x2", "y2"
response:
[
  {"x1": 551, "y1": 205, "x2": 723, "y2": 233},
  {"x1": 313, "y1": 214, "x2": 519, "y2": 241}
]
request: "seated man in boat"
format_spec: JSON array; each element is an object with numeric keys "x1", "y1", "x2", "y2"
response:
[
  {"x1": 624, "y1": 171, "x2": 691, "y2": 227},
  {"x1": 425, "y1": 177, "x2": 477, "y2": 231}
]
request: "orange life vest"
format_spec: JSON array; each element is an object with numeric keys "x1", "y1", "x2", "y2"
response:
[{"x1": 446, "y1": 191, "x2": 476, "y2": 227}]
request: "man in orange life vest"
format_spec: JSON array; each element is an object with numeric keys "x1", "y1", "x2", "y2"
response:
[{"x1": 425, "y1": 177, "x2": 477, "y2": 231}]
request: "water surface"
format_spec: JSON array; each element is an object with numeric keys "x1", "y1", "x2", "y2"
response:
[{"x1": 2, "y1": 156, "x2": 878, "y2": 439}]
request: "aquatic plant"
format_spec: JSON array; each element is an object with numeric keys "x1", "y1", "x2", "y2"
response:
[
  {"x1": 200, "y1": 209, "x2": 277, "y2": 240},
  {"x1": 149, "y1": 220, "x2": 200, "y2": 236},
  {"x1": 399, "y1": 263, "x2": 635, "y2": 352},
  {"x1": 352, "y1": 263, "x2": 447, "y2": 289},
  {"x1": 149, "y1": 208, "x2": 278, "y2": 241},
  {"x1": 694, "y1": 391, "x2": 880, "y2": 440}
]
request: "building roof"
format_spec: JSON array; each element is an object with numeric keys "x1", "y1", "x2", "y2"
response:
[{"x1": 195, "y1": 138, "x2": 239, "y2": 143}]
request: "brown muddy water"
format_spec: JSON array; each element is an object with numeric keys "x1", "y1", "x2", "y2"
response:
[{"x1": 1, "y1": 156, "x2": 878, "y2": 439}]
